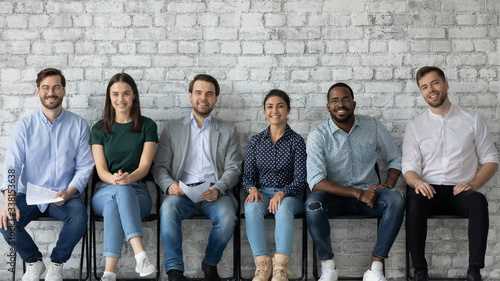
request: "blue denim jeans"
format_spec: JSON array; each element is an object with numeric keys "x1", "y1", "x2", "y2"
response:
[
  {"x1": 305, "y1": 188, "x2": 405, "y2": 260},
  {"x1": 244, "y1": 187, "x2": 304, "y2": 258},
  {"x1": 92, "y1": 182, "x2": 152, "y2": 258},
  {"x1": 0, "y1": 193, "x2": 88, "y2": 263},
  {"x1": 160, "y1": 194, "x2": 237, "y2": 272}
]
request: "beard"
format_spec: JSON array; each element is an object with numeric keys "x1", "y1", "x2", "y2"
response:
[
  {"x1": 40, "y1": 95, "x2": 63, "y2": 110},
  {"x1": 329, "y1": 108, "x2": 354, "y2": 124},
  {"x1": 192, "y1": 103, "x2": 213, "y2": 117},
  {"x1": 426, "y1": 91, "x2": 447, "y2": 108}
]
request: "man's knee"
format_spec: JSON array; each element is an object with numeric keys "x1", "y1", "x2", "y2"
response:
[
  {"x1": 159, "y1": 197, "x2": 178, "y2": 218},
  {"x1": 214, "y1": 199, "x2": 237, "y2": 227},
  {"x1": 306, "y1": 201, "x2": 323, "y2": 212},
  {"x1": 463, "y1": 190, "x2": 488, "y2": 210},
  {"x1": 386, "y1": 189, "x2": 406, "y2": 210},
  {"x1": 305, "y1": 191, "x2": 327, "y2": 210}
]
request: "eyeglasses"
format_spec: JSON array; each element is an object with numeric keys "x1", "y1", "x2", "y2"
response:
[
  {"x1": 40, "y1": 85, "x2": 63, "y2": 93},
  {"x1": 329, "y1": 97, "x2": 353, "y2": 105}
]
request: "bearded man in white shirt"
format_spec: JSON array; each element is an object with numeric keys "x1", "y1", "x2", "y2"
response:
[{"x1": 402, "y1": 66, "x2": 499, "y2": 281}]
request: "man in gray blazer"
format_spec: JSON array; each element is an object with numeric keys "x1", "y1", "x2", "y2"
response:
[{"x1": 153, "y1": 74, "x2": 242, "y2": 281}]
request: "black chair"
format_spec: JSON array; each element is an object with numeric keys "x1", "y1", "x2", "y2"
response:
[
  {"x1": 405, "y1": 186, "x2": 467, "y2": 281},
  {"x1": 11, "y1": 189, "x2": 90, "y2": 281},
  {"x1": 237, "y1": 189, "x2": 307, "y2": 281},
  {"x1": 89, "y1": 168, "x2": 161, "y2": 281},
  {"x1": 311, "y1": 163, "x2": 385, "y2": 280}
]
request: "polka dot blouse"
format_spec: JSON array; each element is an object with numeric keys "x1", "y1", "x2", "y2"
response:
[{"x1": 242, "y1": 124, "x2": 307, "y2": 196}]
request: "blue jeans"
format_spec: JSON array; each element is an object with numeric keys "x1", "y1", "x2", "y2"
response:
[
  {"x1": 244, "y1": 187, "x2": 304, "y2": 258},
  {"x1": 305, "y1": 188, "x2": 405, "y2": 260},
  {"x1": 160, "y1": 194, "x2": 237, "y2": 272},
  {"x1": 92, "y1": 182, "x2": 152, "y2": 258},
  {"x1": 0, "y1": 193, "x2": 88, "y2": 263}
]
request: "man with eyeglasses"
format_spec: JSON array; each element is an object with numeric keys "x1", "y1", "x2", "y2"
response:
[
  {"x1": 0, "y1": 68, "x2": 94, "y2": 281},
  {"x1": 305, "y1": 82, "x2": 404, "y2": 281}
]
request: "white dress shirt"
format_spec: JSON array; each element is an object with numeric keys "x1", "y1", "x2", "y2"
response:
[
  {"x1": 180, "y1": 113, "x2": 217, "y2": 185},
  {"x1": 402, "y1": 104, "x2": 498, "y2": 185}
]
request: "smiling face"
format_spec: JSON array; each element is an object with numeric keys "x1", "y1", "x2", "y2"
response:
[
  {"x1": 265, "y1": 95, "x2": 290, "y2": 127},
  {"x1": 189, "y1": 80, "x2": 218, "y2": 118},
  {"x1": 36, "y1": 75, "x2": 66, "y2": 110},
  {"x1": 327, "y1": 86, "x2": 356, "y2": 125},
  {"x1": 418, "y1": 70, "x2": 449, "y2": 109},
  {"x1": 109, "y1": 81, "x2": 135, "y2": 117}
]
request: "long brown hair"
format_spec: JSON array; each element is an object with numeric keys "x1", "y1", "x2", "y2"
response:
[{"x1": 100, "y1": 73, "x2": 142, "y2": 134}]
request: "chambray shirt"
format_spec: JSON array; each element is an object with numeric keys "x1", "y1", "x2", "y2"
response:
[
  {"x1": 242, "y1": 125, "x2": 307, "y2": 196},
  {"x1": 307, "y1": 115, "x2": 401, "y2": 190},
  {"x1": 1, "y1": 109, "x2": 94, "y2": 212},
  {"x1": 180, "y1": 113, "x2": 217, "y2": 185}
]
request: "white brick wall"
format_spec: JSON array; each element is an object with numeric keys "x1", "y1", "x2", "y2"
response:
[{"x1": 0, "y1": 0, "x2": 499, "y2": 280}]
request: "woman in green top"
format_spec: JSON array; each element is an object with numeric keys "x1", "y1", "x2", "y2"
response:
[{"x1": 91, "y1": 73, "x2": 158, "y2": 281}]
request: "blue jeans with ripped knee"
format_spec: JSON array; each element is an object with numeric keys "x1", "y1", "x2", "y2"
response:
[{"x1": 305, "y1": 188, "x2": 405, "y2": 260}]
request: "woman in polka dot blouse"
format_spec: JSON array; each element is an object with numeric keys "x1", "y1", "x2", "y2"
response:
[{"x1": 242, "y1": 89, "x2": 307, "y2": 281}]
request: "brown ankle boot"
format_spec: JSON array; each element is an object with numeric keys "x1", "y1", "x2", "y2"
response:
[
  {"x1": 271, "y1": 253, "x2": 293, "y2": 281},
  {"x1": 253, "y1": 255, "x2": 272, "y2": 281}
]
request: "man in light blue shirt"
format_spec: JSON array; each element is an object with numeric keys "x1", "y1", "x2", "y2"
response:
[
  {"x1": 0, "y1": 68, "x2": 94, "y2": 281},
  {"x1": 305, "y1": 82, "x2": 404, "y2": 281},
  {"x1": 153, "y1": 74, "x2": 242, "y2": 281}
]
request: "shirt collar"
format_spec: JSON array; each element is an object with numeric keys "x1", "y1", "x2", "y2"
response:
[
  {"x1": 37, "y1": 108, "x2": 66, "y2": 125},
  {"x1": 264, "y1": 124, "x2": 292, "y2": 139},
  {"x1": 190, "y1": 112, "x2": 212, "y2": 129},
  {"x1": 327, "y1": 115, "x2": 359, "y2": 135},
  {"x1": 426, "y1": 103, "x2": 455, "y2": 120}
]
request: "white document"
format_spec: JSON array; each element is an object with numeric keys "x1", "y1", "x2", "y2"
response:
[
  {"x1": 26, "y1": 182, "x2": 64, "y2": 205},
  {"x1": 179, "y1": 181, "x2": 211, "y2": 203}
]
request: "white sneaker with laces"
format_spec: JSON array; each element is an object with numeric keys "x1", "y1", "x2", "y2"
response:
[
  {"x1": 44, "y1": 262, "x2": 63, "y2": 281},
  {"x1": 22, "y1": 260, "x2": 46, "y2": 281},
  {"x1": 135, "y1": 255, "x2": 157, "y2": 277},
  {"x1": 363, "y1": 269, "x2": 387, "y2": 281}
]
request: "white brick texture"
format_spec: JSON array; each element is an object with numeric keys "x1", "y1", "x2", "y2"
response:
[{"x1": 0, "y1": 1, "x2": 499, "y2": 280}]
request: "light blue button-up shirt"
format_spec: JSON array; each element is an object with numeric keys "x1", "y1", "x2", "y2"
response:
[
  {"x1": 179, "y1": 113, "x2": 216, "y2": 185},
  {"x1": 307, "y1": 115, "x2": 402, "y2": 190},
  {"x1": 2, "y1": 109, "x2": 94, "y2": 212}
]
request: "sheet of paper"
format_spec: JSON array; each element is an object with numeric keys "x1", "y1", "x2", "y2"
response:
[
  {"x1": 179, "y1": 181, "x2": 211, "y2": 203},
  {"x1": 26, "y1": 182, "x2": 64, "y2": 205}
]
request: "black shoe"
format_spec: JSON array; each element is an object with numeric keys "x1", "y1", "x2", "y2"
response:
[
  {"x1": 167, "y1": 269, "x2": 188, "y2": 281},
  {"x1": 202, "y1": 261, "x2": 221, "y2": 281},
  {"x1": 467, "y1": 272, "x2": 483, "y2": 281},
  {"x1": 414, "y1": 269, "x2": 429, "y2": 281}
]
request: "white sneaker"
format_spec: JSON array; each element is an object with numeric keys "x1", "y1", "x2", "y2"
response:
[
  {"x1": 100, "y1": 275, "x2": 116, "y2": 281},
  {"x1": 22, "y1": 260, "x2": 46, "y2": 281},
  {"x1": 363, "y1": 269, "x2": 387, "y2": 281},
  {"x1": 44, "y1": 262, "x2": 63, "y2": 281},
  {"x1": 135, "y1": 255, "x2": 157, "y2": 277},
  {"x1": 319, "y1": 268, "x2": 338, "y2": 281}
]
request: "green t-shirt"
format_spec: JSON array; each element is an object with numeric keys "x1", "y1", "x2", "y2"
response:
[{"x1": 90, "y1": 116, "x2": 158, "y2": 174}]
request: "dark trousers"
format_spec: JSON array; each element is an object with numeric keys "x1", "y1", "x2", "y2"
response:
[{"x1": 406, "y1": 185, "x2": 489, "y2": 270}]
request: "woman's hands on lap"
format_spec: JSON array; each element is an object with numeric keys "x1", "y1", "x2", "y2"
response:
[
  {"x1": 245, "y1": 187, "x2": 263, "y2": 204},
  {"x1": 268, "y1": 191, "x2": 286, "y2": 214}
]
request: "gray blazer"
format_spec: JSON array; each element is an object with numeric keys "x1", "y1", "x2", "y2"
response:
[{"x1": 153, "y1": 115, "x2": 243, "y2": 195}]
